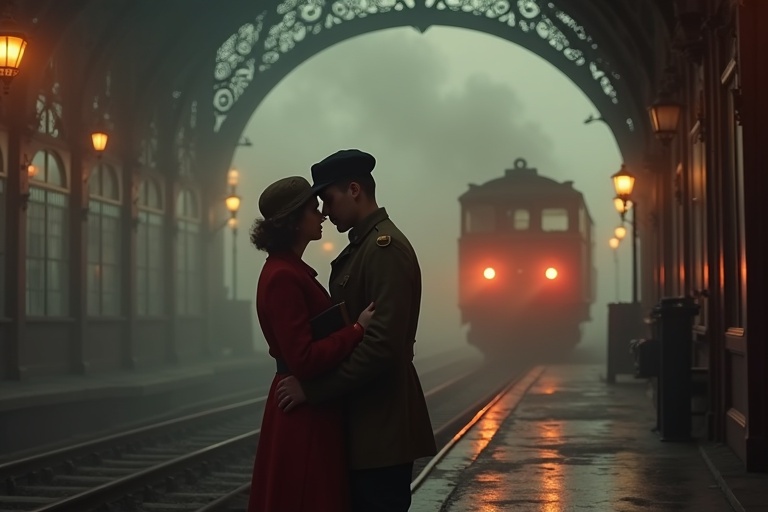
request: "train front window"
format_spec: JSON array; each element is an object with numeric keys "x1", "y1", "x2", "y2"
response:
[
  {"x1": 541, "y1": 208, "x2": 569, "y2": 232},
  {"x1": 465, "y1": 205, "x2": 496, "y2": 233},
  {"x1": 506, "y1": 209, "x2": 529, "y2": 230}
]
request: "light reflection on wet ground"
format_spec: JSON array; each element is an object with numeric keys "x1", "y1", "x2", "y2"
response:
[{"x1": 442, "y1": 365, "x2": 735, "y2": 512}]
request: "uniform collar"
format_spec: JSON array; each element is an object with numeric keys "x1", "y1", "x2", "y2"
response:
[
  {"x1": 269, "y1": 250, "x2": 318, "y2": 277},
  {"x1": 348, "y1": 207, "x2": 388, "y2": 245}
]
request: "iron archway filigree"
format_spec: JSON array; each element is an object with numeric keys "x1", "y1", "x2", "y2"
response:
[{"x1": 212, "y1": 0, "x2": 628, "y2": 133}]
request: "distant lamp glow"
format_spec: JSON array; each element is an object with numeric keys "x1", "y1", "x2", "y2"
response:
[
  {"x1": 227, "y1": 217, "x2": 238, "y2": 229},
  {"x1": 91, "y1": 130, "x2": 109, "y2": 153},
  {"x1": 483, "y1": 267, "x2": 496, "y2": 280},
  {"x1": 614, "y1": 225, "x2": 627, "y2": 240},
  {"x1": 225, "y1": 194, "x2": 241, "y2": 213},
  {"x1": 0, "y1": 8, "x2": 28, "y2": 94},
  {"x1": 613, "y1": 197, "x2": 633, "y2": 215},
  {"x1": 611, "y1": 164, "x2": 635, "y2": 200},
  {"x1": 609, "y1": 237, "x2": 620, "y2": 249},
  {"x1": 322, "y1": 241, "x2": 334, "y2": 252},
  {"x1": 227, "y1": 169, "x2": 240, "y2": 187},
  {"x1": 26, "y1": 163, "x2": 37, "y2": 178},
  {"x1": 545, "y1": 267, "x2": 558, "y2": 280}
]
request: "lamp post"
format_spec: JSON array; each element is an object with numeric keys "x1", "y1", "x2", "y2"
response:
[
  {"x1": 609, "y1": 237, "x2": 620, "y2": 302},
  {"x1": 0, "y1": 3, "x2": 28, "y2": 94},
  {"x1": 612, "y1": 164, "x2": 638, "y2": 304},
  {"x1": 225, "y1": 169, "x2": 241, "y2": 299}
]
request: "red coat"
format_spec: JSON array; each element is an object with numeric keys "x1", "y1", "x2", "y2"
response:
[{"x1": 248, "y1": 251, "x2": 362, "y2": 512}]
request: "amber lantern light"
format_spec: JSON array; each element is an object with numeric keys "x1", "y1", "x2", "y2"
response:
[
  {"x1": 611, "y1": 164, "x2": 635, "y2": 201},
  {"x1": 648, "y1": 96, "x2": 682, "y2": 143},
  {"x1": 91, "y1": 130, "x2": 109, "y2": 154},
  {"x1": 0, "y1": 5, "x2": 28, "y2": 94},
  {"x1": 225, "y1": 194, "x2": 241, "y2": 214},
  {"x1": 227, "y1": 169, "x2": 240, "y2": 188},
  {"x1": 609, "y1": 237, "x2": 620, "y2": 249}
]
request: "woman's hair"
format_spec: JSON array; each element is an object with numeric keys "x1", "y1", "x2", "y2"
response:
[{"x1": 249, "y1": 204, "x2": 306, "y2": 253}]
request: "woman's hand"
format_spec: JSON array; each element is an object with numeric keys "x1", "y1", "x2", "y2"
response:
[
  {"x1": 356, "y1": 302, "x2": 376, "y2": 329},
  {"x1": 276, "y1": 376, "x2": 306, "y2": 412}
]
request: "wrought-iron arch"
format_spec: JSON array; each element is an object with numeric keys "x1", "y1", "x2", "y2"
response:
[{"x1": 211, "y1": 0, "x2": 663, "y2": 163}]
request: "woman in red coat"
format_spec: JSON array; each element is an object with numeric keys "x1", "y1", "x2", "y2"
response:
[{"x1": 247, "y1": 176, "x2": 374, "y2": 512}]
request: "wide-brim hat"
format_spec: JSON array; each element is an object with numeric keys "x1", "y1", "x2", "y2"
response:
[
  {"x1": 258, "y1": 176, "x2": 315, "y2": 220},
  {"x1": 310, "y1": 149, "x2": 376, "y2": 194}
]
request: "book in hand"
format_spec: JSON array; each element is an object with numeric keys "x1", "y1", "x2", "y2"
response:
[{"x1": 309, "y1": 301, "x2": 352, "y2": 340}]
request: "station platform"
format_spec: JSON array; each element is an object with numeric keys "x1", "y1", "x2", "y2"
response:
[
  {"x1": 412, "y1": 364, "x2": 768, "y2": 512},
  {"x1": 0, "y1": 355, "x2": 274, "y2": 458}
]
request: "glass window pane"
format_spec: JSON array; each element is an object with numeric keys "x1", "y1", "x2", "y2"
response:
[
  {"x1": 506, "y1": 209, "x2": 529, "y2": 230},
  {"x1": 542, "y1": 208, "x2": 569, "y2": 232},
  {"x1": 465, "y1": 205, "x2": 495, "y2": 233}
]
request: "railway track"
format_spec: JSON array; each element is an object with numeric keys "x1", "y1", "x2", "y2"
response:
[{"x1": 0, "y1": 351, "x2": 514, "y2": 512}]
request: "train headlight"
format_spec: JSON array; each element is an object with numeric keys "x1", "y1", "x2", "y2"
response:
[
  {"x1": 483, "y1": 267, "x2": 496, "y2": 280},
  {"x1": 545, "y1": 267, "x2": 558, "y2": 280}
]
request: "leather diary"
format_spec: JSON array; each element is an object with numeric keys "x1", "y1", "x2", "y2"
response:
[{"x1": 309, "y1": 301, "x2": 352, "y2": 340}]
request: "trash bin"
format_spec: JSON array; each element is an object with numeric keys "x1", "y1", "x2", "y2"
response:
[{"x1": 651, "y1": 297, "x2": 700, "y2": 441}]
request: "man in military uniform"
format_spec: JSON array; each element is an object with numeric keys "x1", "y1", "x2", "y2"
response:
[{"x1": 276, "y1": 149, "x2": 436, "y2": 512}]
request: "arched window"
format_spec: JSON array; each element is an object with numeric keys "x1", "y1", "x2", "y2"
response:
[
  {"x1": 87, "y1": 164, "x2": 122, "y2": 316},
  {"x1": 175, "y1": 188, "x2": 201, "y2": 315},
  {"x1": 137, "y1": 177, "x2": 165, "y2": 316},
  {"x1": 0, "y1": 146, "x2": 6, "y2": 316},
  {"x1": 26, "y1": 149, "x2": 69, "y2": 316}
]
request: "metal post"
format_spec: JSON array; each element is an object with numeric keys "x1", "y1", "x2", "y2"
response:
[
  {"x1": 613, "y1": 249, "x2": 619, "y2": 302},
  {"x1": 231, "y1": 226, "x2": 238, "y2": 299},
  {"x1": 632, "y1": 202, "x2": 638, "y2": 304}
]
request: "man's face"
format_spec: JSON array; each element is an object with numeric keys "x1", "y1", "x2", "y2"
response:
[{"x1": 319, "y1": 184, "x2": 358, "y2": 233}]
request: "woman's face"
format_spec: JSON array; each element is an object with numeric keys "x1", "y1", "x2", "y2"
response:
[{"x1": 297, "y1": 198, "x2": 325, "y2": 243}]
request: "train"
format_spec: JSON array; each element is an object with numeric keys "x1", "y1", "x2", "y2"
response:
[{"x1": 458, "y1": 158, "x2": 596, "y2": 357}]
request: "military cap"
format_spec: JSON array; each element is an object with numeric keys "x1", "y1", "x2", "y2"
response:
[
  {"x1": 310, "y1": 149, "x2": 376, "y2": 193},
  {"x1": 258, "y1": 176, "x2": 315, "y2": 220}
]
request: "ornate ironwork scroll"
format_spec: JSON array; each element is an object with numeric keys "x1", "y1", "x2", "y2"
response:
[{"x1": 212, "y1": 0, "x2": 623, "y2": 132}]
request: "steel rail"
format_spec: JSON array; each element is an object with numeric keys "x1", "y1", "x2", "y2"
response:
[
  {"x1": 6, "y1": 352, "x2": 479, "y2": 512},
  {"x1": 0, "y1": 395, "x2": 266, "y2": 478},
  {"x1": 30, "y1": 430, "x2": 260, "y2": 512},
  {"x1": 409, "y1": 372, "x2": 525, "y2": 492},
  {"x1": 186, "y1": 364, "x2": 501, "y2": 512}
]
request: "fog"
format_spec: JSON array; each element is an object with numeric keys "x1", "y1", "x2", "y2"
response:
[{"x1": 229, "y1": 27, "x2": 630, "y2": 359}]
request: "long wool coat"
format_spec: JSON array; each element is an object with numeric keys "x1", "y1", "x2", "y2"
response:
[
  {"x1": 247, "y1": 251, "x2": 363, "y2": 512},
  {"x1": 302, "y1": 208, "x2": 437, "y2": 470}
]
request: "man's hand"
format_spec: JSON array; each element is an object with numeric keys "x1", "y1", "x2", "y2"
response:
[{"x1": 276, "y1": 376, "x2": 307, "y2": 412}]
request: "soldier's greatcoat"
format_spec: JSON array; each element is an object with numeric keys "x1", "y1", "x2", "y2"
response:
[{"x1": 303, "y1": 208, "x2": 437, "y2": 470}]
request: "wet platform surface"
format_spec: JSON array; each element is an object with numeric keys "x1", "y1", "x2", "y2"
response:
[{"x1": 413, "y1": 364, "x2": 750, "y2": 511}]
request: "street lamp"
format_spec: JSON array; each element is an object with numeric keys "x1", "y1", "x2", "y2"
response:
[
  {"x1": 0, "y1": 4, "x2": 28, "y2": 94},
  {"x1": 225, "y1": 191, "x2": 241, "y2": 299},
  {"x1": 91, "y1": 130, "x2": 109, "y2": 154},
  {"x1": 227, "y1": 169, "x2": 239, "y2": 187},
  {"x1": 614, "y1": 225, "x2": 627, "y2": 240},
  {"x1": 648, "y1": 96, "x2": 682, "y2": 144},
  {"x1": 611, "y1": 164, "x2": 639, "y2": 304},
  {"x1": 609, "y1": 237, "x2": 620, "y2": 301}
]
